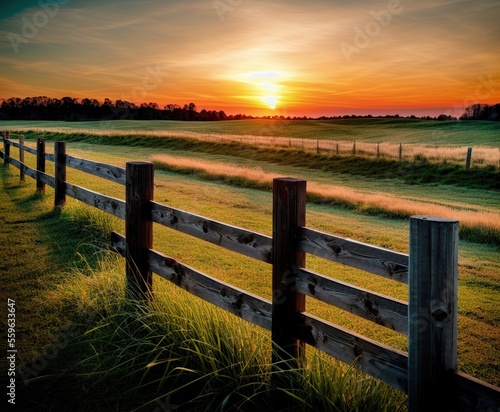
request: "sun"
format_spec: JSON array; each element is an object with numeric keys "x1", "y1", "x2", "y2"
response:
[
  {"x1": 262, "y1": 96, "x2": 278, "y2": 109},
  {"x1": 258, "y1": 80, "x2": 280, "y2": 109},
  {"x1": 240, "y1": 71, "x2": 284, "y2": 110}
]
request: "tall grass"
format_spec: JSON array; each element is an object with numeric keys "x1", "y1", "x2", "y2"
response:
[
  {"x1": 45, "y1": 251, "x2": 406, "y2": 411},
  {"x1": 151, "y1": 154, "x2": 500, "y2": 245},
  {"x1": 15, "y1": 199, "x2": 404, "y2": 410},
  {"x1": 11, "y1": 199, "x2": 404, "y2": 411}
]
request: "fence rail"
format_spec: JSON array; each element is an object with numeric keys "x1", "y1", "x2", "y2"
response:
[{"x1": 1, "y1": 132, "x2": 499, "y2": 412}]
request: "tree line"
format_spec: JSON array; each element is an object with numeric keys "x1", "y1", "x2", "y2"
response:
[
  {"x1": 459, "y1": 104, "x2": 500, "y2": 121},
  {"x1": 0, "y1": 97, "x2": 237, "y2": 121},
  {"x1": 0, "y1": 96, "x2": 498, "y2": 121}
]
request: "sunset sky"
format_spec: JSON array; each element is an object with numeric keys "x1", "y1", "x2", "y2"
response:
[{"x1": 0, "y1": 0, "x2": 499, "y2": 117}]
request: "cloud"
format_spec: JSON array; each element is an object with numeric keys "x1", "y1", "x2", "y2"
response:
[{"x1": 0, "y1": 0, "x2": 498, "y2": 115}]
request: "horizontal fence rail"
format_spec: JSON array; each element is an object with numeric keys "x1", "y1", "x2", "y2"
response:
[{"x1": 1, "y1": 133, "x2": 499, "y2": 412}]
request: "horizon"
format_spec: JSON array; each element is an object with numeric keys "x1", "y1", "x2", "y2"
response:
[{"x1": 0, "y1": 1, "x2": 499, "y2": 118}]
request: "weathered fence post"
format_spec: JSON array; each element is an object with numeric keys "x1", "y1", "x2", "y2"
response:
[
  {"x1": 19, "y1": 135, "x2": 25, "y2": 181},
  {"x1": 408, "y1": 216, "x2": 459, "y2": 412},
  {"x1": 54, "y1": 141, "x2": 66, "y2": 208},
  {"x1": 399, "y1": 143, "x2": 403, "y2": 161},
  {"x1": 352, "y1": 140, "x2": 356, "y2": 156},
  {"x1": 126, "y1": 161, "x2": 154, "y2": 300},
  {"x1": 272, "y1": 178, "x2": 306, "y2": 369},
  {"x1": 36, "y1": 138, "x2": 46, "y2": 194},
  {"x1": 3, "y1": 131, "x2": 10, "y2": 164},
  {"x1": 465, "y1": 147, "x2": 472, "y2": 170}
]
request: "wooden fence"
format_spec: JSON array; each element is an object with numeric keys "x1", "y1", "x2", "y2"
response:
[{"x1": 1, "y1": 131, "x2": 499, "y2": 412}]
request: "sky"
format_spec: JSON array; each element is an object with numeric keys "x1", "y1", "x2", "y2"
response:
[{"x1": 0, "y1": 0, "x2": 499, "y2": 118}]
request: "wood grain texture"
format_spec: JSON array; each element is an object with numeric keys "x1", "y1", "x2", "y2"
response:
[
  {"x1": 297, "y1": 312, "x2": 408, "y2": 392},
  {"x1": 151, "y1": 201, "x2": 273, "y2": 263},
  {"x1": 125, "y1": 162, "x2": 154, "y2": 299},
  {"x1": 272, "y1": 178, "x2": 306, "y2": 366},
  {"x1": 408, "y1": 216, "x2": 459, "y2": 412},
  {"x1": 111, "y1": 231, "x2": 273, "y2": 330},
  {"x1": 66, "y1": 154, "x2": 126, "y2": 185},
  {"x1": 299, "y1": 227, "x2": 409, "y2": 283},
  {"x1": 65, "y1": 183, "x2": 125, "y2": 218},
  {"x1": 295, "y1": 267, "x2": 408, "y2": 334}
]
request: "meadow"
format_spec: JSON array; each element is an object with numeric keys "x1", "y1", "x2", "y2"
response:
[
  {"x1": 2, "y1": 118, "x2": 500, "y2": 145},
  {"x1": 1, "y1": 119, "x2": 499, "y2": 410},
  {"x1": 2, "y1": 118, "x2": 500, "y2": 168}
]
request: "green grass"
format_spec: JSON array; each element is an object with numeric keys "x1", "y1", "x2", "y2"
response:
[
  {"x1": 1, "y1": 130, "x2": 498, "y2": 409},
  {"x1": 2, "y1": 118, "x2": 500, "y2": 145},
  {"x1": 7, "y1": 129, "x2": 500, "y2": 190},
  {"x1": 1, "y1": 166, "x2": 407, "y2": 411}
]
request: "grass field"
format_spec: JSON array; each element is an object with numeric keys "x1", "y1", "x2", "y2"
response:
[
  {"x1": 1, "y1": 121, "x2": 499, "y2": 410},
  {"x1": 2, "y1": 118, "x2": 500, "y2": 145},
  {"x1": 2, "y1": 118, "x2": 500, "y2": 167}
]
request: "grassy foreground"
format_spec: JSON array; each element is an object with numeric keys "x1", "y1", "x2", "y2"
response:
[
  {"x1": 1, "y1": 135, "x2": 498, "y2": 409},
  {"x1": 1, "y1": 166, "x2": 407, "y2": 411}
]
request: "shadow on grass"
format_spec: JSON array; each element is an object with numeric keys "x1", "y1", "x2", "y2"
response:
[{"x1": 1, "y1": 167, "x2": 119, "y2": 411}]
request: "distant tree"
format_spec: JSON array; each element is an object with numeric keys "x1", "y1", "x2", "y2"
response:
[{"x1": 460, "y1": 103, "x2": 500, "y2": 121}]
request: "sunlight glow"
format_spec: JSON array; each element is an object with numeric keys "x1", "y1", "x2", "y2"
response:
[{"x1": 239, "y1": 71, "x2": 284, "y2": 110}]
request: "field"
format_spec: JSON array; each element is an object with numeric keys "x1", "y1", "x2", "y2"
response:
[
  {"x1": 2, "y1": 118, "x2": 500, "y2": 168},
  {"x1": 2, "y1": 118, "x2": 500, "y2": 145},
  {"x1": 1, "y1": 119, "x2": 499, "y2": 410}
]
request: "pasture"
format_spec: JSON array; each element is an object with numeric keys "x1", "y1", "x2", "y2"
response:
[
  {"x1": 2, "y1": 118, "x2": 500, "y2": 168},
  {"x1": 2, "y1": 118, "x2": 500, "y2": 145},
  {"x1": 1, "y1": 120, "x2": 499, "y2": 410}
]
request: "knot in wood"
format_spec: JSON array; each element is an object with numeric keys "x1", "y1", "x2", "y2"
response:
[
  {"x1": 327, "y1": 242, "x2": 342, "y2": 254},
  {"x1": 387, "y1": 262, "x2": 407, "y2": 276},
  {"x1": 237, "y1": 233, "x2": 254, "y2": 245},
  {"x1": 363, "y1": 298, "x2": 379, "y2": 317},
  {"x1": 164, "y1": 258, "x2": 185, "y2": 285},
  {"x1": 202, "y1": 221, "x2": 209, "y2": 233},
  {"x1": 233, "y1": 294, "x2": 243, "y2": 311},
  {"x1": 432, "y1": 308, "x2": 449, "y2": 323}
]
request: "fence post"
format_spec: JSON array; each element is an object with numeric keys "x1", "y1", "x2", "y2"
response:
[
  {"x1": 399, "y1": 143, "x2": 403, "y2": 161},
  {"x1": 36, "y1": 138, "x2": 46, "y2": 194},
  {"x1": 19, "y1": 135, "x2": 25, "y2": 181},
  {"x1": 54, "y1": 141, "x2": 66, "y2": 208},
  {"x1": 272, "y1": 178, "x2": 306, "y2": 369},
  {"x1": 3, "y1": 131, "x2": 10, "y2": 164},
  {"x1": 408, "y1": 216, "x2": 459, "y2": 412},
  {"x1": 465, "y1": 147, "x2": 472, "y2": 170},
  {"x1": 125, "y1": 161, "x2": 154, "y2": 300}
]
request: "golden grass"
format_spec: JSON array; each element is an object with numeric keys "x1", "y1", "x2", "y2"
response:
[
  {"x1": 151, "y1": 154, "x2": 500, "y2": 238},
  {"x1": 12, "y1": 126, "x2": 500, "y2": 168}
]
